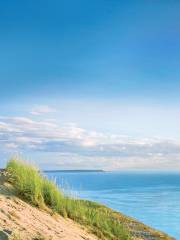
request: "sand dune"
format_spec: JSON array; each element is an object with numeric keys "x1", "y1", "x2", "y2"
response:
[{"x1": 0, "y1": 180, "x2": 97, "y2": 240}]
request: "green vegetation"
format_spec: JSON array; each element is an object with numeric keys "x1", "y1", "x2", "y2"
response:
[{"x1": 6, "y1": 158, "x2": 130, "y2": 240}]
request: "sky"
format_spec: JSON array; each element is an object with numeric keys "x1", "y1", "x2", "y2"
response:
[{"x1": 0, "y1": 0, "x2": 180, "y2": 170}]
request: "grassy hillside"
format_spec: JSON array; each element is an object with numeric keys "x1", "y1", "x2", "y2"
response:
[
  {"x1": 6, "y1": 158, "x2": 173, "y2": 240},
  {"x1": 6, "y1": 158, "x2": 130, "y2": 240}
]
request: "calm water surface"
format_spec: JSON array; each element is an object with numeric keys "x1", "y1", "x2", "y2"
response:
[{"x1": 46, "y1": 171, "x2": 180, "y2": 239}]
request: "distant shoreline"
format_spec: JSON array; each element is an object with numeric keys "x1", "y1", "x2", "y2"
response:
[{"x1": 44, "y1": 169, "x2": 104, "y2": 173}]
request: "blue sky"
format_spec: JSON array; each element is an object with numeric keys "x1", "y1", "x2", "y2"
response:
[{"x1": 0, "y1": 1, "x2": 180, "y2": 169}]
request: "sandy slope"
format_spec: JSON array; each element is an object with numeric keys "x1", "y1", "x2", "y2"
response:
[
  {"x1": 0, "y1": 173, "x2": 175, "y2": 240},
  {"x1": 0, "y1": 181, "x2": 97, "y2": 240}
]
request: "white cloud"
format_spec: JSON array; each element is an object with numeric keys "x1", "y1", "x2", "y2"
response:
[
  {"x1": 30, "y1": 105, "x2": 57, "y2": 115},
  {"x1": 0, "y1": 114, "x2": 180, "y2": 169},
  {"x1": 4, "y1": 143, "x2": 18, "y2": 150}
]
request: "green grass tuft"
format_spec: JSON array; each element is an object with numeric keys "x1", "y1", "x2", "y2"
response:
[{"x1": 6, "y1": 158, "x2": 130, "y2": 240}]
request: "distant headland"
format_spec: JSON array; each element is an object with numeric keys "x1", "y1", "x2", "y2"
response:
[{"x1": 43, "y1": 169, "x2": 104, "y2": 173}]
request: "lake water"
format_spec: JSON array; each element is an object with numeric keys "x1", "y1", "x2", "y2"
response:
[{"x1": 46, "y1": 171, "x2": 180, "y2": 239}]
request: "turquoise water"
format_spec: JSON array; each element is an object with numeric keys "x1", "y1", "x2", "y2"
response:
[{"x1": 46, "y1": 171, "x2": 180, "y2": 239}]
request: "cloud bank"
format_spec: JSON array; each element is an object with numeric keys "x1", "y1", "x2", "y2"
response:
[{"x1": 0, "y1": 115, "x2": 180, "y2": 170}]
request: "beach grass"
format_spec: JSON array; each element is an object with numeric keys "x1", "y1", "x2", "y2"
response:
[{"x1": 6, "y1": 158, "x2": 130, "y2": 240}]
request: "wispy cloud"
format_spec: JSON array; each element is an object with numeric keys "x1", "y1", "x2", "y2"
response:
[
  {"x1": 0, "y1": 115, "x2": 180, "y2": 169},
  {"x1": 30, "y1": 105, "x2": 57, "y2": 115}
]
